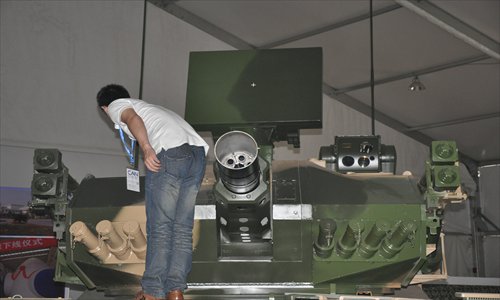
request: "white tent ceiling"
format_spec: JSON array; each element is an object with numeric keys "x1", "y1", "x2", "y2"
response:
[{"x1": 149, "y1": 0, "x2": 500, "y2": 165}]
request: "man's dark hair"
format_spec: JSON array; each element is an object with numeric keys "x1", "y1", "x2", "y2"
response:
[{"x1": 96, "y1": 84, "x2": 130, "y2": 107}]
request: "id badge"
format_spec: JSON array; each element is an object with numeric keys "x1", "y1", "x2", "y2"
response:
[{"x1": 126, "y1": 168, "x2": 140, "y2": 192}]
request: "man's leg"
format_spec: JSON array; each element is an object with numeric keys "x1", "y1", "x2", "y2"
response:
[
  {"x1": 166, "y1": 146, "x2": 206, "y2": 293},
  {"x1": 142, "y1": 149, "x2": 179, "y2": 298}
]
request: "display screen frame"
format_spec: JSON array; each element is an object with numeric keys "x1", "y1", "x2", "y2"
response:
[{"x1": 185, "y1": 47, "x2": 323, "y2": 137}]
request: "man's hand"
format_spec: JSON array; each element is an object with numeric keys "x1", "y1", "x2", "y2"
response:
[{"x1": 143, "y1": 147, "x2": 161, "y2": 172}]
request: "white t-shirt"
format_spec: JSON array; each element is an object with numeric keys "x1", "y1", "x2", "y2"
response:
[{"x1": 107, "y1": 98, "x2": 209, "y2": 155}]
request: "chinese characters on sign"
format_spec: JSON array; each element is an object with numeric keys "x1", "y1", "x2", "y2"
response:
[{"x1": 0, "y1": 237, "x2": 57, "y2": 254}]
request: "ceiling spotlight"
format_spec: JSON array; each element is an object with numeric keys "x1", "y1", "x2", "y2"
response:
[{"x1": 409, "y1": 76, "x2": 425, "y2": 91}]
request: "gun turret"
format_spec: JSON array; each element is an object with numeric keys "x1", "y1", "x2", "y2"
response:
[{"x1": 213, "y1": 131, "x2": 272, "y2": 259}]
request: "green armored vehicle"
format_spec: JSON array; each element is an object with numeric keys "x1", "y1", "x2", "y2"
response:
[{"x1": 30, "y1": 48, "x2": 466, "y2": 299}]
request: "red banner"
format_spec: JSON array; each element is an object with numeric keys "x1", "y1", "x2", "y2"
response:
[{"x1": 0, "y1": 237, "x2": 57, "y2": 254}]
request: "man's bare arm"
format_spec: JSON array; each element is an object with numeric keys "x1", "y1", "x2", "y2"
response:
[{"x1": 120, "y1": 108, "x2": 161, "y2": 172}]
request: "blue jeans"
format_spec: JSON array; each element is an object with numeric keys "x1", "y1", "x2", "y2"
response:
[{"x1": 142, "y1": 144, "x2": 206, "y2": 297}]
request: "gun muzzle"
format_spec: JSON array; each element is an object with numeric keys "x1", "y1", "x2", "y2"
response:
[{"x1": 214, "y1": 131, "x2": 260, "y2": 194}]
